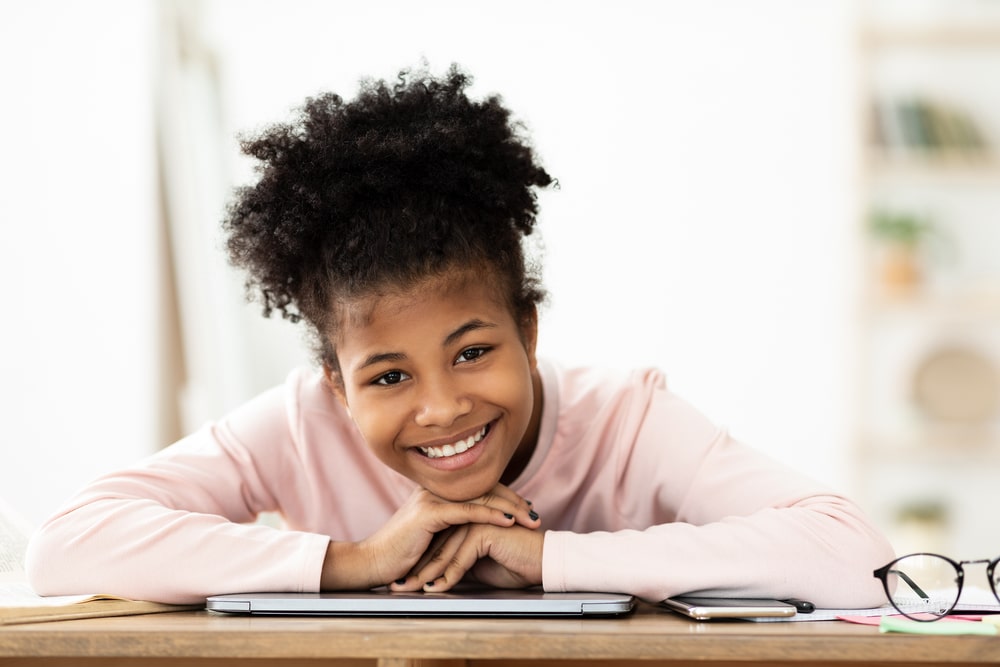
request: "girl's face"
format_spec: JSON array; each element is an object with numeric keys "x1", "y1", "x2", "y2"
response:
[{"x1": 330, "y1": 273, "x2": 541, "y2": 502}]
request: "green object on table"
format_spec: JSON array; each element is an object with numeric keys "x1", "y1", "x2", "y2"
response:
[{"x1": 879, "y1": 616, "x2": 998, "y2": 636}]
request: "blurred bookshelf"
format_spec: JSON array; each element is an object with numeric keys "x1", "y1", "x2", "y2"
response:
[{"x1": 854, "y1": 1, "x2": 1000, "y2": 559}]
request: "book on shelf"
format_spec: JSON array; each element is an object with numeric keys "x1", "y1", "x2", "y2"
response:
[
  {"x1": 874, "y1": 96, "x2": 990, "y2": 158},
  {"x1": 1, "y1": 497, "x2": 201, "y2": 625}
]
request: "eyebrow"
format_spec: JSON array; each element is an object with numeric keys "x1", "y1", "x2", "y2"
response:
[
  {"x1": 355, "y1": 351, "x2": 407, "y2": 374},
  {"x1": 354, "y1": 319, "x2": 498, "y2": 374},
  {"x1": 443, "y1": 318, "x2": 497, "y2": 347}
]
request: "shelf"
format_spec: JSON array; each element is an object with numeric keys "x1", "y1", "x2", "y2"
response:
[
  {"x1": 858, "y1": 432, "x2": 1000, "y2": 464},
  {"x1": 863, "y1": 25, "x2": 1000, "y2": 49},
  {"x1": 865, "y1": 151, "x2": 1000, "y2": 184},
  {"x1": 862, "y1": 288, "x2": 1000, "y2": 320}
]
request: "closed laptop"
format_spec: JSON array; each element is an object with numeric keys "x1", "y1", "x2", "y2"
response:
[{"x1": 206, "y1": 587, "x2": 635, "y2": 617}]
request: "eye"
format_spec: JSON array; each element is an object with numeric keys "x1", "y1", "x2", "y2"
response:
[
  {"x1": 456, "y1": 346, "x2": 490, "y2": 364},
  {"x1": 373, "y1": 370, "x2": 409, "y2": 386}
]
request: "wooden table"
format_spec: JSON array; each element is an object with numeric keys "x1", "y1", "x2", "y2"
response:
[{"x1": 1, "y1": 602, "x2": 997, "y2": 667}]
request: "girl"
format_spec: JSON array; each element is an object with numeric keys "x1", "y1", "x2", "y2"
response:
[{"x1": 26, "y1": 65, "x2": 894, "y2": 606}]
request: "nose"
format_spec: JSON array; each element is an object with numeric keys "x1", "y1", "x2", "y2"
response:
[{"x1": 413, "y1": 374, "x2": 473, "y2": 428}]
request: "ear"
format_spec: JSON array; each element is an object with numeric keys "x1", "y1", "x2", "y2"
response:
[{"x1": 322, "y1": 362, "x2": 351, "y2": 416}]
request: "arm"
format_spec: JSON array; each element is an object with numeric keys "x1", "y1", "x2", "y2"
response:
[
  {"x1": 542, "y1": 376, "x2": 895, "y2": 608},
  {"x1": 25, "y1": 385, "x2": 330, "y2": 604}
]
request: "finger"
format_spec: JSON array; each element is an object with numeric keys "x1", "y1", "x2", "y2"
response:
[
  {"x1": 411, "y1": 525, "x2": 472, "y2": 592},
  {"x1": 429, "y1": 500, "x2": 520, "y2": 532},
  {"x1": 390, "y1": 527, "x2": 459, "y2": 592},
  {"x1": 464, "y1": 485, "x2": 540, "y2": 529},
  {"x1": 422, "y1": 525, "x2": 489, "y2": 593}
]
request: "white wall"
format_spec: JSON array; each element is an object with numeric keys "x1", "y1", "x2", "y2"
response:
[
  {"x1": 0, "y1": 0, "x2": 859, "y2": 526},
  {"x1": 0, "y1": 1, "x2": 159, "y2": 525}
]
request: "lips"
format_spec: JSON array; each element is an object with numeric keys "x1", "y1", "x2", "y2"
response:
[{"x1": 418, "y1": 423, "x2": 490, "y2": 459}]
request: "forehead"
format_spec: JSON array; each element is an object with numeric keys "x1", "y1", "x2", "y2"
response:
[{"x1": 334, "y1": 271, "x2": 513, "y2": 345}]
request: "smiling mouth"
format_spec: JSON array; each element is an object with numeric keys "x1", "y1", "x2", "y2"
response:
[{"x1": 418, "y1": 423, "x2": 491, "y2": 459}]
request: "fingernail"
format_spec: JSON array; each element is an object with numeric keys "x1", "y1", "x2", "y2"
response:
[
  {"x1": 395, "y1": 578, "x2": 407, "y2": 585},
  {"x1": 425, "y1": 581, "x2": 435, "y2": 588},
  {"x1": 526, "y1": 499, "x2": 533, "y2": 506},
  {"x1": 504, "y1": 513, "x2": 513, "y2": 519},
  {"x1": 529, "y1": 510, "x2": 539, "y2": 521}
]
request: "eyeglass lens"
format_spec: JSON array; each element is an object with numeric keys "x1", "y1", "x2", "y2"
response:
[{"x1": 882, "y1": 553, "x2": 959, "y2": 619}]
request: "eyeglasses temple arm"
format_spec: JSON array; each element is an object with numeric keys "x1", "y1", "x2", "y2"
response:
[{"x1": 889, "y1": 568, "x2": 931, "y2": 600}]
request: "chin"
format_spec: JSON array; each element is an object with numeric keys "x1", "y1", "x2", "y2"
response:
[{"x1": 427, "y1": 478, "x2": 498, "y2": 503}]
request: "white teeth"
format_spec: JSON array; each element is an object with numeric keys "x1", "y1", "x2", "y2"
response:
[
  {"x1": 454, "y1": 436, "x2": 472, "y2": 454},
  {"x1": 420, "y1": 426, "x2": 487, "y2": 459}
]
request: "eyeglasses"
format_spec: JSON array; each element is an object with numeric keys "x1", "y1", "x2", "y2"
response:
[{"x1": 873, "y1": 552, "x2": 1000, "y2": 621}]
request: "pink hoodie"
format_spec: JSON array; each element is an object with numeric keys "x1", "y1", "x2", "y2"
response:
[{"x1": 26, "y1": 360, "x2": 893, "y2": 606}]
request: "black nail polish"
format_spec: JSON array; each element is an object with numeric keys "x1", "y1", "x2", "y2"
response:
[
  {"x1": 395, "y1": 578, "x2": 407, "y2": 585},
  {"x1": 504, "y1": 513, "x2": 513, "y2": 519},
  {"x1": 529, "y1": 510, "x2": 539, "y2": 521},
  {"x1": 425, "y1": 581, "x2": 435, "y2": 588}
]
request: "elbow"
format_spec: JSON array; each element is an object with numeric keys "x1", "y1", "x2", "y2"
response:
[
  {"x1": 858, "y1": 526, "x2": 897, "y2": 606},
  {"x1": 849, "y1": 509, "x2": 896, "y2": 606},
  {"x1": 24, "y1": 522, "x2": 70, "y2": 596},
  {"x1": 812, "y1": 503, "x2": 897, "y2": 608},
  {"x1": 24, "y1": 508, "x2": 114, "y2": 598}
]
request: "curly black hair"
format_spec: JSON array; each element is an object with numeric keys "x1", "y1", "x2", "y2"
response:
[{"x1": 223, "y1": 64, "x2": 554, "y2": 373}]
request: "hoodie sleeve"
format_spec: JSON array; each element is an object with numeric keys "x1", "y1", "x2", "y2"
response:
[
  {"x1": 25, "y1": 378, "x2": 330, "y2": 605},
  {"x1": 542, "y1": 371, "x2": 895, "y2": 608}
]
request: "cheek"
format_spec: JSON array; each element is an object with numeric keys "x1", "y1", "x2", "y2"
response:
[
  {"x1": 346, "y1": 394, "x2": 398, "y2": 453},
  {"x1": 490, "y1": 358, "x2": 534, "y2": 419}
]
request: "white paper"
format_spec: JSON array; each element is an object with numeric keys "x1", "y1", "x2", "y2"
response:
[
  {"x1": 0, "y1": 496, "x2": 34, "y2": 584},
  {"x1": 0, "y1": 582, "x2": 99, "y2": 608},
  {"x1": 749, "y1": 588, "x2": 1000, "y2": 623}
]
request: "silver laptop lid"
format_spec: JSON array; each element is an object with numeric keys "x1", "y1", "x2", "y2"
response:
[{"x1": 206, "y1": 588, "x2": 634, "y2": 617}]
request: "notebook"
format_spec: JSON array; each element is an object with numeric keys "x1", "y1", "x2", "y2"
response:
[{"x1": 206, "y1": 587, "x2": 635, "y2": 617}]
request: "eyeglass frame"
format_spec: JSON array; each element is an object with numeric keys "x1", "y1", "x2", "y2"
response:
[{"x1": 872, "y1": 552, "x2": 1000, "y2": 622}]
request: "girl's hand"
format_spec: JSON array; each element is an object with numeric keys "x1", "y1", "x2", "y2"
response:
[
  {"x1": 391, "y1": 522, "x2": 544, "y2": 592},
  {"x1": 320, "y1": 485, "x2": 537, "y2": 590}
]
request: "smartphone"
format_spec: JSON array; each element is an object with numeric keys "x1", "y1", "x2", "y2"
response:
[{"x1": 661, "y1": 596, "x2": 797, "y2": 620}]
